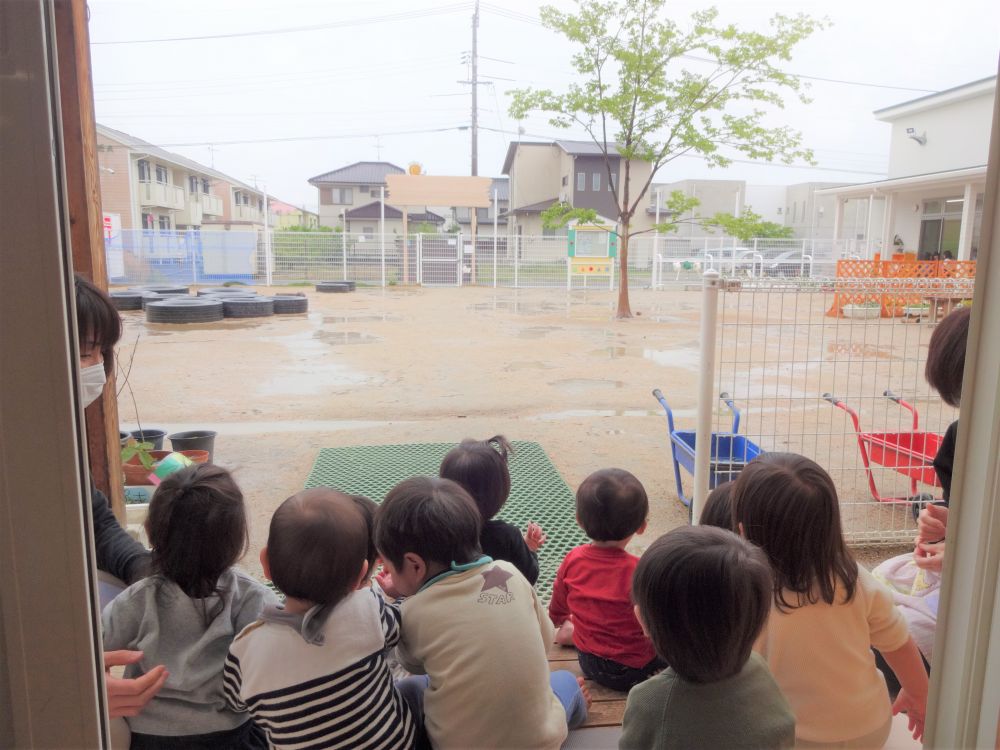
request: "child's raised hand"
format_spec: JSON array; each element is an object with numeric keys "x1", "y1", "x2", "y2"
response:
[
  {"x1": 917, "y1": 503, "x2": 948, "y2": 543},
  {"x1": 914, "y1": 541, "x2": 946, "y2": 572},
  {"x1": 524, "y1": 522, "x2": 547, "y2": 552},
  {"x1": 892, "y1": 688, "x2": 926, "y2": 741},
  {"x1": 376, "y1": 570, "x2": 402, "y2": 600}
]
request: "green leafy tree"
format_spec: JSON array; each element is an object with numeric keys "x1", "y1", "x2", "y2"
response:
[
  {"x1": 509, "y1": 0, "x2": 822, "y2": 317},
  {"x1": 707, "y1": 207, "x2": 795, "y2": 242}
]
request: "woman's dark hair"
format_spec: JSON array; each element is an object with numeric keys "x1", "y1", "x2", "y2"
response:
[
  {"x1": 74, "y1": 274, "x2": 122, "y2": 377},
  {"x1": 925, "y1": 306, "x2": 971, "y2": 407},
  {"x1": 375, "y1": 476, "x2": 482, "y2": 569},
  {"x1": 349, "y1": 494, "x2": 379, "y2": 571},
  {"x1": 439, "y1": 435, "x2": 513, "y2": 519},
  {"x1": 268, "y1": 488, "x2": 370, "y2": 606},
  {"x1": 732, "y1": 453, "x2": 857, "y2": 611},
  {"x1": 699, "y1": 481, "x2": 735, "y2": 531},
  {"x1": 146, "y1": 464, "x2": 248, "y2": 622},
  {"x1": 633, "y1": 526, "x2": 771, "y2": 683},
  {"x1": 576, "y1": 468, "x2": 648, "y2": 541}
]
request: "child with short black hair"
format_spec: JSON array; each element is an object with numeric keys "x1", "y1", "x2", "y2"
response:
[
  {"x1": 375, "y1": 476, "x2": 589, "y2": 749},
  {"x1": 698, "y1": 480, "x2": 736, "y2": 530},
  {"x1": 224, "y1": 488, "x2": 417, "y2": 750},
  {"x1": 549, "y1": 468, "x2": 662, "y2": 692},
  {"x1": 621, "y1": 525, "x2": 795, "y2": 749},
  {"x1": 102, "y1": 464, "x2": 275, "y2": 749},
  {"x1": 439, "y1": 435, "x2": 545, "y2": 584},
  {"x1": 734, "y1": 453, "x2": 929, "y2": 746}
]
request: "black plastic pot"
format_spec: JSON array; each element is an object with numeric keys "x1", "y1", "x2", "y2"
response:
[
  {"x1": 169, "y1": 430, "x2": 217, "y2": 462},
  {"x1": 119, "y1": 430, "x2": 129, "y2": 447},
  {"x1": 130, "y1": 428, "x2": 166, "y2": 450}
]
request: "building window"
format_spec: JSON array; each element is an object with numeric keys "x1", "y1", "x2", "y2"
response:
[
  {"x1": 155, "y1": 165, "x2": 168, "y2": 183},
  {"x1": 476, "y1": 207, "x2": 490, "y2": 221},
  {"x1": 202, "y1": 178, "x2": 210, "y2": 194},
  {"x1": 609, "y1": 173, "x2": 617, "y2": 192},
  {"x1": 332, "y1": 188, "x2": 353, "y2": 204},
  {"x1": 188, "y1": 176, "x2": 199, "y2": 194},
  {"x1": 577, "y1": 173, "x2": 585, "y2": 192},
  {"x1": 141, "y1": 212, "x2": 155, "y2": 230},
  {"x1": 158, "y1": 215, "x2": 171, "y2": 231},
  {"x1": 234, "y1": 190, "x2": 242, "y2": 205},
  {"x1": 137, "y1": 159, "x2": 150, "y2": 181},
  {"x1": 792, "y1": 202, "x2": 798, "y2": 223},
  {"x1": 362, "y1": 226, "x2": 375, "y2": 235},
  {"x1": 359, "y1": 186, "x2": 369, "y2": 195},
  {"x1": 562, "y1": 175, "x2": 568, "y2": 187},
  {"x1": 456, "y1": 207, "x2": 470, "y2": 221},
  {"x1": 258, "y1": 198, "x2": 264, "y2": 211},
  {"x1": 592, "y1": 173, "x2": 601, "y2": 191}
]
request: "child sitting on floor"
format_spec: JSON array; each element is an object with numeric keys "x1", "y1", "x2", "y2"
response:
[
  {"x1": 375, "y1": 476, "x2": 589, "y2": 749},
  {"x1": 102, "y1": 464, "x2": 276, "y2": 749},
  {"x1": 621, "y1": 525, "x2": 795, "y2": 749},
  {"x1": 549, "y1": 468, "x2": 662, "y2": 692},
  {"x1": 734, "y1": 453, "x2": 929, "y2": 746},
  {"x1": 440, "y1": 435, "x2": 546, "y2": 584},
  {"x1": 224, "y1": 488, "x2": 418, "y2": 750}
]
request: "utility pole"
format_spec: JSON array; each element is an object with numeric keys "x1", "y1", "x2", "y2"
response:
[{"x1": 471, "y1": 0, "x2": 479, "y2": 176}]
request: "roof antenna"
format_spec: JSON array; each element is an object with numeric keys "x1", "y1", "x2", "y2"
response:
[{"x1": 375, "y1": 135, "x2": 383, "y2": 160}]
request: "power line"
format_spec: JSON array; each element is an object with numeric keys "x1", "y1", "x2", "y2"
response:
[
  {"x1": 478, "y1": 4, "x2": 938, "y2": 95},
  {"x1": 91, "y1": 4, "x2": 472, "y2": 45},
  {"x1": 152, "y1": 125, "x2": 468, "y2": 148}
]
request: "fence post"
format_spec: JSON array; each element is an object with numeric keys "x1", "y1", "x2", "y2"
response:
[
  {"x1": 264, "y1": 228, "x2": 273, "y2": 287},
  {"x1": 456, "y1": 232, "x2": 463, "y2": 287},
  {"x1": 380, "y1": 187, "x2": 386, "y2": 288},
  {"x1": 514, "y1": 234, "x2": 520, "y2": 289},
  {"x1": 692, "y1": 269, "x2": 721, "y2": 523},
  {"x1": 190, "y1": 233, "x2": 198, "y2": 286},
  {"x1": 493, "y1": 190, "x2": 498, "y2": 289}
]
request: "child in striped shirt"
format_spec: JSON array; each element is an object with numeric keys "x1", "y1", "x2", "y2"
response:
[{"x1": 224, "y1": 488, "x2": 419, "y2": 750}]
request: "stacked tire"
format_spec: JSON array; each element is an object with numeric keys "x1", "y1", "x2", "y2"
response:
[
  {"x1": 271, "y1": 295, "x2": 309, "y2": 314},
  {"x1": 110, "y1": 290, "x2": 143, "y2": 311},
  {"x1": 316, "y1": 281, "x2": 355, "y2": 293},
  {"x1": 146, "y1": 298, "x2": 224, "y2": 324},
  {"x1": 221, "y1": 297, "x2": 274, "y2": 319}
]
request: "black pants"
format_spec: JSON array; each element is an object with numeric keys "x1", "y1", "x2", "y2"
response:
[
  {"x1": 577, "y1": 650, "x2": 665, "y2": 693},
  {"x1": 129, "y1": 720, "x2": 267, "y2": 750},
  {"x1": 872, "y1": 647, "x2": 931, "y2": 700}
]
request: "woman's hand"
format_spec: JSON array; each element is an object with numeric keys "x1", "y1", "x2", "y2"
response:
[
  {"x1": 104, "y1": 650, "x2": 168, "y2": 718},
  {"x1": 917, "y1": 503, "x2": 948, "y2": 544},
  {"x1": 914, "y1": 541, "x2": 946, "y2": 572}
]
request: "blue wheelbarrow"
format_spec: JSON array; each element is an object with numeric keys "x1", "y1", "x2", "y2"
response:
[{"x1": 651, "y1": 389, "x2": 764, "y2": 507}]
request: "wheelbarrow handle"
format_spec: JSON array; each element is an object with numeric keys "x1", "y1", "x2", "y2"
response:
[
  {"x1": 883, "y1": 389, "x2": 902, "y2": 403},
  {"x1": 652, "y1": 388, "x2": 664, "y2": 401},
  {"x1": 822, "y1": 392, "x2": 842, "y2": 406},
  {"x1": 719, "y1": 392, "x2": 740, "y2": 434}
]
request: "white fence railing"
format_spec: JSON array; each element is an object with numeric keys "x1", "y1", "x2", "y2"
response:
[{"x1": 104, "y1": 230, "x2": 874, "y2": 289}]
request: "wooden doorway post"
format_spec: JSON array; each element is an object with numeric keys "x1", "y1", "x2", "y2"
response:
[{"x1": 54, "y1": 0, "x2": 126, "y2": 522}]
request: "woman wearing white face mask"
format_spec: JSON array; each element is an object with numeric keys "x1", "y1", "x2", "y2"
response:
[{"x1": 75, "y1": 275, "x2": 168, "y2": 724}]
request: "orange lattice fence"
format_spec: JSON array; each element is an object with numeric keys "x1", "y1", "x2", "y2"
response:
[{"x1": 826, "y1": 260, "x2": 977, "y2": 317}]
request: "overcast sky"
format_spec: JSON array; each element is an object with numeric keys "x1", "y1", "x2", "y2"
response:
[{"x1": 89, "y1": 0, "x2": 1000, "y2": 211}]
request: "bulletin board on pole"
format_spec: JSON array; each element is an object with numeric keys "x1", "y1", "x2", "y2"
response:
[{"x1": 567, "y1": 225, "x2": 618, "y2": 289}]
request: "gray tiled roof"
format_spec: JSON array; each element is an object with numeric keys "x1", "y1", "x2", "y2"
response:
[
  {"x1": 503, "y1": 197, "x2": 559, "y2": 215},
  {"x1": 491, "y1": 177, "x2": 510, "y2": 201},
  {"x1": 308, "y1": 162, "x2": 405, "y2": 186},
  {"x1": 96, "y1": 124, "x2": 259, "y2": 193},
  {"x1": 554, "y1": 139, "x2": 621, "y2": 157},
  {"x1": 344, "y1": 201, "x2": 444, "y2": 222}
]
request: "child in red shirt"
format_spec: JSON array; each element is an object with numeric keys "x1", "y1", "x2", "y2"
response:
[{"x1": 549, "y1": 468, "x2": 664, "y2": 692}]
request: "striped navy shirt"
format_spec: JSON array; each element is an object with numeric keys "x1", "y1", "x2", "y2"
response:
[{"x1": 225, "y1": 589, "x2": 415, "y2": 749}]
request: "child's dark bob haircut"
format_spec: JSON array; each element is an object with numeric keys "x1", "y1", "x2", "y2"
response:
[
  {"x1": 925, "y1": 306, "x2": 970, "y2": 407},
  {"x1": 439, "y1": 435, "x2": 513, "y2": 520},
  {"x1": 576, "y1": 468, "x2": 648, "y2": 541},
  {"x1": 74, "y1": 274, "x2": 122, "y2": 376},
  {"x1": 699, "y1": 481, "x2": 735, "y2": 531},
  {"x1": 268, "y1": 488, "x2": 370, "y2": 606},
  {"x1": 632, "y1": 526, "x2": 771, "y2": 683},
  {"x1": 146, "y1": 464, "x2": 248, "y2": 608},
  {"x1": 733, "y1": 452, "x2": 858, "y2": 612},
  {"x1": 349, "y1": 493, "x2": 379, "y2": 571},
  {"x1": 375, "y1": 476, "x2": 482, "y2": 569}
]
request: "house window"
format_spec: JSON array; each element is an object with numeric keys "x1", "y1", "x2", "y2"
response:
[
  {"x1": 476, "y1": 207, "x2": 490, "y2": 221},
  {"x1": 792, "y1": 202, "x2": 798, "y2": 223},
  {"x1": 456, "y1": 207, "x2": 470, "y2": 221},
  {"x1": 155, "y1": 165, "x2": 168, "y2": 183},
  {"x1": 234, "y1": 190, "x2": 242, "y2": 205},
  {"x1": 335, "y1": 188, "x2": 353, "y2": 204},
  {"x1": 609, "y1": 173, "x2": 617, "y2": 192},
  {"x1": 258, "y1": 198, "x2": 264, "y2": 211},
  {"x1": 562, "y1": 175, "x2": 568, "y2": 187},
  {"x1": 592, "y1": 173, "x2": 601, "y2": 191},
  {"x1": 141, "y1": 212, "x2": 155, "y2": 229},
  {"x1": 188, "y1": 176, "x2": 199, "y2": 193},
  {"x1": 137, "y1": 159, "x2": 150, "y2": 181},
  {"x1": 359, "y1": 186, "x2": 369, "y2": 195},
  {"x1": 202, "y1": 178, "x2": 210, "y2": 194},
  {"x1": 577, "y1": 173, "x2": 585, "y2": 192},
  {"x1": 362, "y1": 226, "x2": 375, "y2": 235},
  {"x1": 157, "y1": 215, "x2": 171, "y2": 231}
]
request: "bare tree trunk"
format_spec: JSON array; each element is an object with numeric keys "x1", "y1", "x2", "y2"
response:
[{"x1": 616, "y1": 224, "x2": 632, "y2": 318}]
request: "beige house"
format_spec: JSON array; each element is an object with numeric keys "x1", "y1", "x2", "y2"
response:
[
  {"x1": 268, "y1": 198, "x2": 320, "y2": 230},
  {"x1": 343, "y1": 202, "x2": 445, "y2": 236},
  {"x1": 96, "y1": 124, "x2": 264, "y2": 234},
  {"x1": 308, "y1": 161, "x2": 406, "y2": 228},
  {"x1": 500, "y1": 140, "x2": 654, "y2": 236}
]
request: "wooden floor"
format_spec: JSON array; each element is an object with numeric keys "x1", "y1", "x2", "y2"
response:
[{"x1": 548, "y1": 644, "x2": 627, "y2": 728}]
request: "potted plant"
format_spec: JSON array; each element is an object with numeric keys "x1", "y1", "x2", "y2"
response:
[{"x1": 842, "y1": 301, "x2": 882, "y2": 319}]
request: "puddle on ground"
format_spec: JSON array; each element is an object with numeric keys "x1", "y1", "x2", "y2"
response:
[
  {"x1": 530, "y1": 408, "x2": 666, "y2": 421},
  {"x1": 549, "y1": 378, "x2": 625, "y2": 393},
  {"x1": 503, "y1": 361, "x2": 555, "y2": 372},
  {"x1": 516, "y1": 326, "x2": 563, "y2": 339},
  {"x1": 588, "y1": 346, "x2": 702, "y2": 372},
  {"x1": 256, "y1": 366, "x2": 375, "y2": 396},
  {"x1": 313, "y1": 330, "x2": 380, "y2": 345},
  {"x1": 323, "y1": 314, "x2": 400, "y2": 324},
  {"x1": 825, "y1": 341, "x2": 899, "y2": 360}
]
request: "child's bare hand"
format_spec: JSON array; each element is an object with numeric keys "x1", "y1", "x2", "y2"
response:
[
  {"x1": 917, "y1": 503, "x2": 948, "y2": 544},
  {"x1": 914, "y1": 541, "x2": 946, "y2": 572},
  {"x1": 524, "y1": 522, "x2": 547, "y2": 552},
  {"x1": 376, "y1": 570, "x2": 402, "y2": 599},
  {"x1": 892, "y1": 688, "x2": 926, "y2": 741}
]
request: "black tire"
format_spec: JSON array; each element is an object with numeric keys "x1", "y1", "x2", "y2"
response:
[
  {"x1": 197, "y1": 287, "x2": 257, "y2": 296},
  {"x1": 135, "y1": 285, "x2": 190, "y2": 295},
  {"x1": 139, "y1": 292, "x2": 164, "y2": 309},
  {"x1": 271, "y1": 295, "x2": 309, "y2": 314},
  {"x1": 316, "y1": 281, "x2": 355, "y2": 293},
  {"x1": 146, "y1": 299, "x2": 224, "y2": 324},
  {"x1": 111, "y1": 291, "x2": 143, "y2": 311},
  {"x1": 222, "y1": 298, "x2": 275, "y2": 318}
]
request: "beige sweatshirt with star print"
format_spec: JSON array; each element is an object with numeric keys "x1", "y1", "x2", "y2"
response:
[{"x1": 396, "y1": 559, "x2": 568, "y2": 749}]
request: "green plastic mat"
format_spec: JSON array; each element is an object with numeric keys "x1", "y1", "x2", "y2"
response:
[{"x1": 305, "y1": 441, "x2": 588, "y2": 605}]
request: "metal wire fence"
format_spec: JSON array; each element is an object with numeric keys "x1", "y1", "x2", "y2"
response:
[
  {"x1": 106, "y1": 230, "x2": 869, "y2": 289},
  {"x1": 707, "y1": 275, "x2": 972, "y2": 545}
]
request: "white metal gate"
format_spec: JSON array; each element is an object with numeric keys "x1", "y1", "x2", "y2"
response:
[{"x1": 417, "y1": 234, "x2": 462, "y2": 286}]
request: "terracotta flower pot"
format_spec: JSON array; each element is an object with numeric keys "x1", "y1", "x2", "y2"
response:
[
  {"x1": 179, "y1": 450, "x2": 209, "y2": 464},
  {"x1": 122, "y1": 450, "x2": 207, "y2": 486}
]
